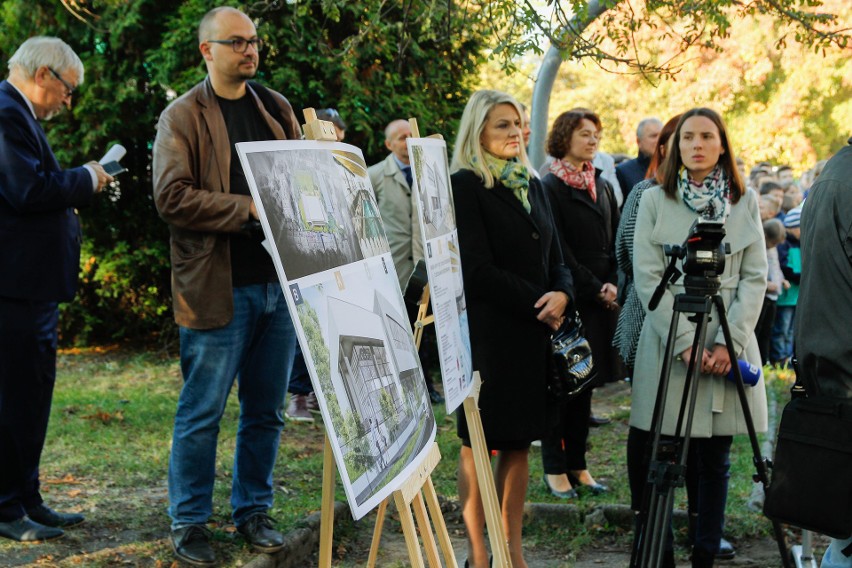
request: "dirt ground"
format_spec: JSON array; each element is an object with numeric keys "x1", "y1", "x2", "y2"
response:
[
  {"x1": 0, "y1": 378, "x2": 832, "y2": 567},
  {"x1": 309, "y1": 502, "x2": 824, "y2": 567}
]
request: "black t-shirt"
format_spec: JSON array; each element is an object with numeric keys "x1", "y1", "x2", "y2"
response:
[{"x1": 217, "y1": 94, "x2": 278, "y2": 287}]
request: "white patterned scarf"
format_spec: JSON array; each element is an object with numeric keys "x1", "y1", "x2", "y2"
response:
[{"x1": 678, "y1": 165, "x2": 731, "y2": 221}]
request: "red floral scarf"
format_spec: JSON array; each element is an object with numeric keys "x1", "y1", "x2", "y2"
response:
[{"x1": 549, "y1": 158, "x2": 597, "y2": 202}]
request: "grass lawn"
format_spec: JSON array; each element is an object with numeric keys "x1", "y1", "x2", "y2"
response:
[{"x1": 0, "y1": 348, "x2": 790, "y2": 566}]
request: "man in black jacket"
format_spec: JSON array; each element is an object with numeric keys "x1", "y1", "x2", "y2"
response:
[{"x1": 795, "y1": 137, "x2": 852, "y2": 567}]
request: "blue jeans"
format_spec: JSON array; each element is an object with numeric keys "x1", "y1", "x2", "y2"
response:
[
  {"x1": 168, "y1": 284, "x2": 296, "y2": 529},
  {"x1": 770, "y1": 305, "x2": 796, "y2": 363}
]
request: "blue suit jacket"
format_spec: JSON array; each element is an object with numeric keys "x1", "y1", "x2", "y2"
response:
[
  {"x1": 615, "y1": 154, "x2": 651, "y2": 202},
  {"x1": 0, "y1": 80, "x2": 93, "y2": 302}
]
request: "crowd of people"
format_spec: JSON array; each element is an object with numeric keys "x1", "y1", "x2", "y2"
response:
[{"x1": 1, "y1": 5, "x2": 849, "y2": 568}]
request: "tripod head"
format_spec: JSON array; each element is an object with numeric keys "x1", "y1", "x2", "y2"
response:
[{"x1": 648, "y1": 220, "x2": 730, "y2": 310}]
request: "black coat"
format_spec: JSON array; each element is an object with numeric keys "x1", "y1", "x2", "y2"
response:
[
  {"x1": 452, "y1": 169, "x2": 574, "y2": 444},
  {"x1": 796, "y1": 141, "x2": 852, "y2": 399},
  {"x1": 542, "y1": 170, "x2": 620, "y2": 383}
]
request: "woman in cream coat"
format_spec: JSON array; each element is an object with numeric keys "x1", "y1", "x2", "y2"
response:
[{"x1": 629, "y1": 108, "x2": 767, "y2": 568}]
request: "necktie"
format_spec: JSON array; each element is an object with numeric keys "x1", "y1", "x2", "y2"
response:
[{"x1": 403, "y1": 166, "x2": 413, "y2": 188}]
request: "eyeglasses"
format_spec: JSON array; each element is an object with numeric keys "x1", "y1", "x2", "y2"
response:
[
  {"x1": 207, "y1": 37, "x2": 264, "y2": 53},
  {"x1": 48, "y1": 67, "x2": 75, "y2": 98}
]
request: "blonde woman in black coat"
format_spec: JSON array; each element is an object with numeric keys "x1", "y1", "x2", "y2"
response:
[{"x1": 451, "y1": 90, "x2": 574, "y2": 568}]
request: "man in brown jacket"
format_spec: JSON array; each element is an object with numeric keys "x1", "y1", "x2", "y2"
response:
[{"x1": 152, "y1": 6, "x2": 300, "y2": 566}]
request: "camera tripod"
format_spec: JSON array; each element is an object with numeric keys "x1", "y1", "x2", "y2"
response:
[{"x1": 629, "y1": 256, "x2": 791, "y2": 568}]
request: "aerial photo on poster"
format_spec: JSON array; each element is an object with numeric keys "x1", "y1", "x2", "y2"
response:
[{"x1": 236, "y1": 140, "x2": 437, "y2": 519}]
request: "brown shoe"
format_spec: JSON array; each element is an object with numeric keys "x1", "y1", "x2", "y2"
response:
[
  {"x1": 305, "y1": 392, "x2": 320, "y2": 413},
  {"x1": 285, "y1": 394, "x2": 314, "y2": 423}
]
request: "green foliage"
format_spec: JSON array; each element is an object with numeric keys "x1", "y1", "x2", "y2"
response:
[
  {"x1": 492, "y1": 0, "x2": 852, "y2": 172},
  {"x1": 2, "y1": 0, "x2": 849, "y2": 345},
  {"x1": 0, "y1": 0, "x2": 495, "y2": 345},
  {"x1": 496, "y1": 0, "x2": 850, "y2": 78},
  {"x1": 60, "y1": 238, "x2": 172, "y2": 345}
]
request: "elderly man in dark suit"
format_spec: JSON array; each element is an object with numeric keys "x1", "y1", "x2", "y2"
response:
[{"x1": 0, "y1": 36, "x2": 111, "y2": 542}]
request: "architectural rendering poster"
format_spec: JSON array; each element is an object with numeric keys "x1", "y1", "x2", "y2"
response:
[
  {"x1": 408, "y1": 137, "x2": 474, "y2": 413},
  {"x1": 236, "y1": 140, "x2": 437, "y2": 520}
]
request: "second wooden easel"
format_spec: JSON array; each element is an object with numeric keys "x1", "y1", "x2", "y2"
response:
[{"x1": 365, "y1": 118, "x2": 513, "y2": 568}]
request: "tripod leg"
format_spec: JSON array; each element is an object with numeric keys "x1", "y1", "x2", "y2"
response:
[
  {"x1": 634, "y1": 299, "x2": 713, "y2": 568},
  {"x1": 712, "y1": 296, "x2": 793, "y2": 568}
]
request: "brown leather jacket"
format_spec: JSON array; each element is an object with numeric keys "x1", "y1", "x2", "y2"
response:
[{"x1": 152, "y1": 77, "x2": 300, "y2": 329}]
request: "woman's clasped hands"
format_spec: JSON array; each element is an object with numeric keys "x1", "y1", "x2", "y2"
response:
[{"x1": 680, "y1": 343, "x2": 732, "y2": 376}]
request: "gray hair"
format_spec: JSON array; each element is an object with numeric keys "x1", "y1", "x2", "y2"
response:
[
  {"x1": 450, "y1": 89, "x2": 531, "y2": 188},
  {"x1": 8, "y1": 36, "x2": 84, "y2": 84},
  {"x1": 384, "y1": 119, "x2": 408, "y2": 142},
  {"x1": 636, "y1": 117, "x2": 662, "y2": 139}
]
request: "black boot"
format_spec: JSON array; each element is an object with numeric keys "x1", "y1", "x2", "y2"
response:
[
  {"x1": 688, "y1": 512, "x2": 698, "y2": 543},
  {"x1": 691, "y1": 546, "x2": 715, "y2": 568}
]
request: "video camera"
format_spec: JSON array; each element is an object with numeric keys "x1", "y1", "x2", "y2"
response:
[{"x1": 650, "y1": 220, "x2": 729, "y2": 310}]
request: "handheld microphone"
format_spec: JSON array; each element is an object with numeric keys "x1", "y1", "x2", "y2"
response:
[{"x1": 726, "y1": 359, "x2": 761, "y2": 387}]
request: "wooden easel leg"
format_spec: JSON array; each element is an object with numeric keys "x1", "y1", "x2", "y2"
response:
[
  {"x1": 393, "y1": 491, "x2": 426, "y2": 568},
  {"x1": 423, "y1": 476, "x2": 459, "y2": 568},
  {"x1": 319, "y1": 435, "x2": 336, "y2": 568},
  {"x1": 412, "y1": 492, "x2": 441, "y2": 568},
  {"x1": 366, "y1": 499, "x2": 388, "y2": 568},
  {"x1": 464, "y1": 372, "x2": 513, "y2": 568}
]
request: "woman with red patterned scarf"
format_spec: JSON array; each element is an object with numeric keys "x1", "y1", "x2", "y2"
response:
[{"x1": 539, "y1": 108, "x2": 620, "y2": 500}]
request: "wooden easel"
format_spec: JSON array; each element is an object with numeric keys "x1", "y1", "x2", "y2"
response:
[
  {"x1": 300, "y1": 109, "x2": 456, "y2": 568},
  {"x1": 365, "y1": 119, "x2": 512, "y2": 568}
]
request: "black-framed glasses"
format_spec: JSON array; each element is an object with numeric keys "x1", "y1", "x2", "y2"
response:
[
  {"x1": 48, "y1": 67, "x2": 74, "y2": 98},
  {"x1": 207, "y1": 37, "x2": 264, "y2": 53}
]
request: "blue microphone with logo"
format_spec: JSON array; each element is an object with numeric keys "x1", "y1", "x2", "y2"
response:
[{"x1": 726, "y1": 359, "x2": 761, "y2": 386}]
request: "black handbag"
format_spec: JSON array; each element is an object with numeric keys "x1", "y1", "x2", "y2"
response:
[
  {"x1": 548, "y1": 310, "x2": 597, "y2": 402},
  {"x1": 763, "y1": 374, "x2": 852, "y2": 539}
]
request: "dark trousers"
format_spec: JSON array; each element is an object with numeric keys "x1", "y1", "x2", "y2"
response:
[
  {"x1": 287, "y1": 344, "x2": 313, "y2": 395},
  {"x1": 627, "y1": 426, "x2": 732, "y2": 557},
  {"x1": 0, "y1": 296, "x2": 59, "y2": 521},
  {"x1": 541, "y1": 388, "x2": 592, "y2": 473},
  {"x1": 754, "y1": 297, "x2": 777, "y2": 365},
  {"x1": 405, "y1": 297, "x2": 436, "y2": 391}
]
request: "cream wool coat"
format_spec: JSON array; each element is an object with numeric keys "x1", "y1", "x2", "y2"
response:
[
  {"x1": 368, "y1": 154, "x2": 424, "y2": 289},
  {"x1": 629, "y1": 186, "x2": 768, "y2": 437}
]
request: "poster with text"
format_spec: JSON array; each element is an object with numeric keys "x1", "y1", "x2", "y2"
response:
[
  {"x1": 408, "y1": 137, "x2": 473, "y2": 413},
  {"x1": 236, "y1": 140, "x2": 436, "y2": 520}
]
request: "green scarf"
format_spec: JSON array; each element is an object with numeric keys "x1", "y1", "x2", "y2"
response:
[{"x1": 479, "y1": 153, "x2": 532, "y2": 213}]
